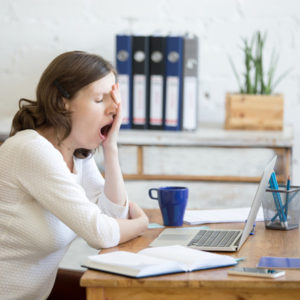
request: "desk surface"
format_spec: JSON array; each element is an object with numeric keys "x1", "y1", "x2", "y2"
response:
[{"x1": 80, "y1": 210, "x2": 300, "y2": 300}]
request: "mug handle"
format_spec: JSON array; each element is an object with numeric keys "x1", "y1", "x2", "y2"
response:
[{"x1": 148, "y1": 188, "x2": 159, "y2": 200}]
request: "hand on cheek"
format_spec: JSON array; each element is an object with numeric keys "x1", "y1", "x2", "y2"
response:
[
  {"x1": 102, "y1": 86, "x2": 122, "y2": 149},
  {"x1": 111, "y1": 83, "x2": 121, "y2": 105},
  {"x1": 110, "y1": 85, "x2": 122, "y2": 126}
]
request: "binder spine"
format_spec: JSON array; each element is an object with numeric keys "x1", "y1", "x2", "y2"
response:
[
  {"x1": 165, "y1": 36, "x2": 184, "y2": 131},
  {"x1": 132, "y1": 36, "x2": 150, "y2": 129},
  {"x1": 183, "y1": 36, "x2": 199, "y2": 131},
  {"x1": 149, "y1": 36, "x2": 166, "y2": 130},
  {"x1": 116, "y1": 35, "x2": 133, "y2": 129}
]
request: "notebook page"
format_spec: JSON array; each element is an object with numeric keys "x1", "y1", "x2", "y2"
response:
[{"x1": 139, "y1": 245, "x2": 237, "y2": 271}]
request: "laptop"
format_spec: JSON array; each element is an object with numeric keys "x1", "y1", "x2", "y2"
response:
[{"x1": 150, "y1": 156, "x2": 277, "y2": 252}]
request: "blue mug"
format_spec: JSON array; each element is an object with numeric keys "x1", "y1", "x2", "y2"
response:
[{"x1": 148, "y1": 186, "x2": 188, "y2": 226}]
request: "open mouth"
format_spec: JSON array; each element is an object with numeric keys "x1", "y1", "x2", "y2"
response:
[{"x1": 100, "y1": 123, "x2": 112, "y2": 139}]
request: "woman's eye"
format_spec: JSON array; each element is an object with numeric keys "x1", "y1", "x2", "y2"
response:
[{"x1": 95, "y1": 99, "x2": 103, "y2": 103}]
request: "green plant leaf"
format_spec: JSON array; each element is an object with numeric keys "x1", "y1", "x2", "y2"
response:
[{"x1": 231, "y1": 30, "x2": 289, "y2": 95}]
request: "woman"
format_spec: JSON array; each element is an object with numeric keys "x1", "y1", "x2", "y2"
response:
[{"x1": 0, "y1": 51, "x2": 149, "y2": 299}]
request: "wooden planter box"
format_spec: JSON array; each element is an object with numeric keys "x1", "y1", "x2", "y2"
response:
[{"x1": 225, "y1": 93, "x2": 284, "y2": 130}]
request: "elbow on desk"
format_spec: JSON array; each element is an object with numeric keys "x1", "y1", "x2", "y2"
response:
[
  {"x1": 86, "y1": 235, "x2": 119, "y2": 250},
  {"x1": 83, "y1": 217, "x2": 121, "y2": 249}
]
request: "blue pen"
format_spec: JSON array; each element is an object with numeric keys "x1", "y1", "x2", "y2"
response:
[
  {"x1": 269, "y1": 172, "x2": 287, "y2": 228},
  {"x1": 271, "y1": 188, "x2": 297, "y2": 222},
  {"x1": 285, "y1": 176, "x2": 290, "y2": 216},
  {"x1": 269, "y1": 173, "x2": 282, "y2": 224},
  {"x1": 269, "y1": 172, "x2": 288, "y2": 228}
]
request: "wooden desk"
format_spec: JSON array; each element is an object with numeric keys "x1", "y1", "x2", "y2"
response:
[{"x1": 80, "y1": 210, "x2": 300, "y2": 300}]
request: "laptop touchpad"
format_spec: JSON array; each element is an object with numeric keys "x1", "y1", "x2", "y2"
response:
[{"x1": 149, "y1": 228, "x2": 199, "y2": 247}]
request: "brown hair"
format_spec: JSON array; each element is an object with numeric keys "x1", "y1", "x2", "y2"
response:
[{"x1": 10, "y1": 51, "x2": 116, "y2": 158}]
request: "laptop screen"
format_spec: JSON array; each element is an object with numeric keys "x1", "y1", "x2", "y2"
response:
[{"x1": 237, "y1": 156, "x2": 277, "y2": 250}]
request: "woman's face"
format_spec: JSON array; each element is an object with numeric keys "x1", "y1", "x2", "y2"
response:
[{"x1": 64, "y1": 71, "x2": 117, "y2": 150}]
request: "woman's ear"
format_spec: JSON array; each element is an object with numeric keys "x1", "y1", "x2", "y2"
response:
[{"x1": 62, "y1": 97, "x2": 70, "y2": 111}]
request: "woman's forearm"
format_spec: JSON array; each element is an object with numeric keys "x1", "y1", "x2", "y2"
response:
[
  {"x1": 103, "y1": 145, "x2": 127, "y2": 206},
  {"x1": 117, "y1": 216, "x2": 149, "y2": 244}
]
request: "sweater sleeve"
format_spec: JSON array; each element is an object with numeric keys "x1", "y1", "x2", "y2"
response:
[
  {"x1": 15, "y1": 138, "x2": 122, "y2": 249},
  {"x1": 79, "y1": 156, "x2": 129, "y2": 219}
]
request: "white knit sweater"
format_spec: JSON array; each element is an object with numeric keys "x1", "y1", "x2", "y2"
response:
[{"x1": 0, "y1": 130, "x2": 129, "y2": 300}]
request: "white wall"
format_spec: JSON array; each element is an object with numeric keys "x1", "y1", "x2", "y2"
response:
[{"x1": 1, "y1": 0, "x2": 300, "y2": 180}]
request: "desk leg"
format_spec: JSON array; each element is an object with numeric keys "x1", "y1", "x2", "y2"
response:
[
  {"x1": 86, "y1": 287, "x2": 105, "y2": 300},
  {"x1": 137, "y1": 145, "x2": 143, "y2": 176}
]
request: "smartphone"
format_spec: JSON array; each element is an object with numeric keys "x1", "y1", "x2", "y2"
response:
[{"x1": 228, "y1": 267, "x2": 285, "y2": 278}]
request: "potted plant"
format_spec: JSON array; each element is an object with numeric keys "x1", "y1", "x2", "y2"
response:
[{"x1": 225, "y1": 31, "x2": 290, "y2": 130}]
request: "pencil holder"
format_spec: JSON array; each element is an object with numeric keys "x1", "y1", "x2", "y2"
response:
[{"x1": 262, "y1": 185, "x2": 300, "y2": 230}]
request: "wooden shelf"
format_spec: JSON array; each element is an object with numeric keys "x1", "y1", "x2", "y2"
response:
[{"x1": 114, "y1": 123, "x2": 293, "y2": 184}]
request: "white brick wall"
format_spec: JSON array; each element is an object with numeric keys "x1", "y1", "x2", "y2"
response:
[{"x1": 0, "y1": 0, "x2": 300, "y2": 180}]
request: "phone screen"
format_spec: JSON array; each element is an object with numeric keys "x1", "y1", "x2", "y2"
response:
[
  {"x1": 228, "y1": 267, "x2": 285, "y2": 278},
  {"x1": 238, "y1": 267, "x2": 278, "y2": 274}
]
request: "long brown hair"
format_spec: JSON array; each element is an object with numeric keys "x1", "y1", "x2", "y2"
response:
[{"x1": 10, "y1": 51, "x2": 116, "y2": 158}]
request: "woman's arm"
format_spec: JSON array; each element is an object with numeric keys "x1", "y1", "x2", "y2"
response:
[
  {"x1": 117, "y1": 202, "x2": 149, "y2": 244},
  {"x1": 101, "y1": 85, "x2": 149, "y2": 241},
  {"x1": 102, "y1": 84, "x2": 127, "y2": 206},
  {"x1": 15, "y1": 133, "x2": 146, "y2": 249}
]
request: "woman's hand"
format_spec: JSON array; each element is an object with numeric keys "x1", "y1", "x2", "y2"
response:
[
  {"x1": 117, "y1": 202, "x2": 149, "y2": 244},
  {"x1": 129, "y1": 202, "x2": 149, "y2": 233},
  {"x1": 102, "y1": 83, "x2": 122, "y2": 150},
  {"x1": 129, "y1": 202, "x2": 149, "y2": 221}
]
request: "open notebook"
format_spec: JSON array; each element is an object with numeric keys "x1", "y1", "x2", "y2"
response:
[
  {"x1": 150, "y1": 156, "x2": 276, "y2": 252},
  {"x1": 82, "y1": 245, "x2": 237, "y2": 278}
]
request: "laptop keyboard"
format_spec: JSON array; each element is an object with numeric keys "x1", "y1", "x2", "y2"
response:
[{"x1": 187, "y1": 230, "x2": 241, "y2": 248}]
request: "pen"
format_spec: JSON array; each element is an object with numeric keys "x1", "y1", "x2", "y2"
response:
[
  {"x1": 271, "y1": 189, "x2": 297, "y2": 222},
  {"x1": 285, "y1": 176, "x2": 290, "y2": 216},
  {"x1": 269, "y1": 172, "x2": 288, "y2": 228}
]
